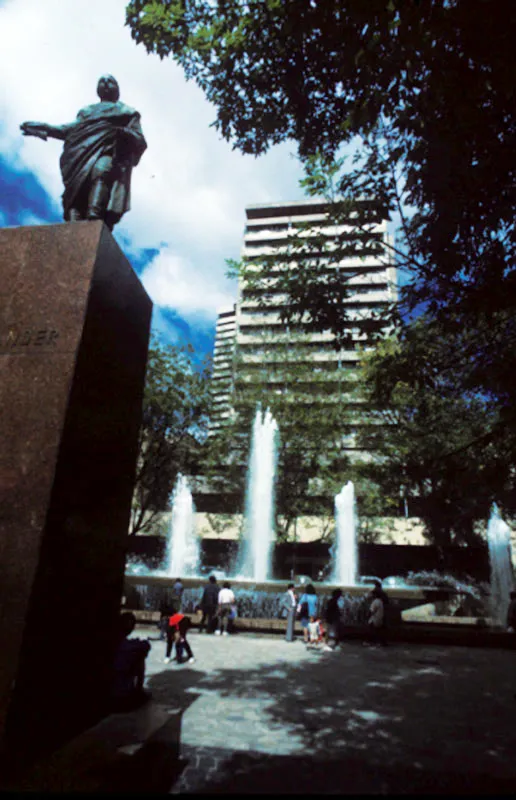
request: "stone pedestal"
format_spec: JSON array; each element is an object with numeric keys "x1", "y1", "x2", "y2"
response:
[{"x1": 0, "y1": 221, "x2": 152, "y2": 765}]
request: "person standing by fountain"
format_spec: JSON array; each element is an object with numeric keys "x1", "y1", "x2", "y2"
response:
[
  {"x1": 506, "y1": 590, "x2": 516, "y2": 633},
  {"x1": 158, "y1": 596, "x2": 174, "y2": 641},
  {"x1": 172, "y1": 578, "x2": 184, "y2": 612},
  {"x1": 365, "y1": 581, "x2": 389, "y2": 648},
  {"x1": 282, "y1": 583, "x2": 298, "y2": 642},
  {"x1": 324, "y1": 588, "x2": 343, "y2": 651},
  {"x1": 297, "y1": 584, "x2": 318, "y2": 645},
  {"x1": 198, "y1": 575, "x2": 220, "y2": 634},
  {"x1": 216, "y1": 581, "x2": 236, "y2": 636}
]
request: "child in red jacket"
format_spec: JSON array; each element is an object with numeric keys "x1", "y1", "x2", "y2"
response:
[{"x1": 164, "y1": 612, "x2": 195, "y2": 664}]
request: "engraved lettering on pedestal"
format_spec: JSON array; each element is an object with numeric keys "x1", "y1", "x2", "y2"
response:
[{"x1": 0, "y1": 328, "x2": 60, "y2": 351}]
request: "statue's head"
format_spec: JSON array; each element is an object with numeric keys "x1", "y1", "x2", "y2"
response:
[{"x1": 97, "y1": 74, "x2": 120, "y2": 102}]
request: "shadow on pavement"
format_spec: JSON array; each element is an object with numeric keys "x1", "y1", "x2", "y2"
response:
[
  {"x1": 147, "y1": 642, "x2": 516, "y2": 793},
  {"x1": 200, "y1": 750, "x2": 516, "y2": 795}
]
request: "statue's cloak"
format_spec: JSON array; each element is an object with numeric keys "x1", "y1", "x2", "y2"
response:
[{"x1": 59, "y1": 101, "x2": 147, "y2": 219}]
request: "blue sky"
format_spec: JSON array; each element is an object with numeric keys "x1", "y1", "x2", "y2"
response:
[{"x1": 0, "y1": 0, "x2": 307, "y2": 361}]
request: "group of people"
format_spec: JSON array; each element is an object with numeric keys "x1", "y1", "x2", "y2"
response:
[
  {"x1": 111, "y1": 575, "x2": 226, "y2": 710},
  {"x1": 158, "y1": 576, "x2": 238, "y2": 666},
  {"x1": 197, "y1": 577, "x2": 237, "y2": 637},
  {"x1": 112, "y1": 576, "x2": 390, "y2": 710},
  {"x1": 111, "y1": 608, "x2": 196, "y2": 712},
  {"x1": 282, "y1": 580, "x2": 390, "y2": 650},
  {"x1": 113, "y1": 580, "x2": 516, "y2": 711}
]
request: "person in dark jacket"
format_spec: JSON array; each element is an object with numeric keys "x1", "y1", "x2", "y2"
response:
[
  {"x1": 158, "y1": 597, "x2": 174, "y2": 640},
  {"x1": 112, "y1": 612, "x2": 151, "y2": 710},
  {"x1": 198, "y1": 575, "x2": 219, "y2": 633},
  {"x1": 507, "y1": 590, "x2": 516, "y2": 632},
  {"x1": 365, "y1": 580, "x2": 389, "y2": 647},
  {"x1": 324, "y1": 588, "x2": 343, "y2": 651},
  {"x1": 172, "y1": 578, "x2": 184, "y2": 612}
]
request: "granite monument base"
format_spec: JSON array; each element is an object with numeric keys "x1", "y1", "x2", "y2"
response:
[{"x1": 0, "y1": 221, "x2": 152, "y2": 767}]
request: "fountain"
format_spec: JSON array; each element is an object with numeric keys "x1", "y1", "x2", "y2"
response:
[
  {"x1": 333, "y1": 481, "x2": 358, "y2": 585},
  {"x1": 487, "y1": 503, "x2": 514, "y2": 626},
  {"x1": 125, "y1": 473, "x2": 199, "y2": 578},
  {"x1": 166, "y1": 473, "x2": 199, "y2": 577},
  {"x1": 237, "y1": 407, "x2": 279, "y2": 581},
  {"x1": 123, "y1": 427, "x2": 438, "y2": 627}
]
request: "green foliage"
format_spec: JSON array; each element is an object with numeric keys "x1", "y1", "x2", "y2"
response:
[
  {"x1": 238, "y1": 344, "x2": 353, "y2": 539},
  {"x1": 130, "y1": 336, "x2": 211, "y2": 534},
  {"x1": 127, "y1": 1, "x2": 516, "y2": 536},
  {"x1": 127, "y1": 0, "x2": 516, "y2": 406},
  {"x1": 204, "y1": 337, "x2": 354, "y2": 538},
  {"x1": 357, "y1": 317, "x2": 516, "y2": 547}
]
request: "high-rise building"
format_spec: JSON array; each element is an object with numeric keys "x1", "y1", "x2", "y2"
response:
[
  {"x1": 210, "y1": 198, "x2": 397, "y2": 453},
  {"x1": 208, "y1": 305, "x2": 236, "y2": 437},
  {"x1": 193, "y1": 198, "x2": 398, "y2": 529}
]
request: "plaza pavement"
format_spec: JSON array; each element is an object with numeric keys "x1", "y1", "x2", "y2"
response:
[
  {"x1": 8, "y1": 626, "x2": 516, "y2": 794},
  {"x1": 133, "y1": 626, "x2": 516, "y2": 794}
]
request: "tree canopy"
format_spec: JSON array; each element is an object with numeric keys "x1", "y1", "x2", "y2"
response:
[
  {"x1": 130, "y1": 337, "x2": 211, "y2": 535},
  {"x1": 357, "y1": 315, "x2": 516, "y2": 547},
  {"x1": 126, "y1": 0, "x2": 516, "y2": 540},
  {"x1": 202, "y1": 338, "x2": 354, "y2": 540},
  {"x1": 126, "y1": 0, "x2": 516, "y2": 347}
]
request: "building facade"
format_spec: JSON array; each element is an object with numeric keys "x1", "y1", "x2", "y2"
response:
[
  {"x1": 210, "y1": 198, "x2": 397, "y2": 445},
  {"x1": 194, "y1": 198, "x2": 398, "y2": 527},
  {"x1": 208, "y1": 305, "x2": 237, "y2": 437}
]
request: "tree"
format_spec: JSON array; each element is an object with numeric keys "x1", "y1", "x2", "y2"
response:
[
  {"x1": 126, "y1": 0, "x2": 516, "y2": 401},
  {"x1": 202, "y1": 336, "x2": 354, "y2": 541},
  {"x1": 130, "y1": 337, "x2": 211, "y2": 535},
  {"x1": 126, "y1": 1, "x2": 516, "y2": 538},
  {"x1": 357, "y1": 316, "x2": 516, "y2": 548}
]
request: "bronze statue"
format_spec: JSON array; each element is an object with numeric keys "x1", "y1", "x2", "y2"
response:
[{"x1": 20, "y1": 75, "x2": 147, "y2": 230}]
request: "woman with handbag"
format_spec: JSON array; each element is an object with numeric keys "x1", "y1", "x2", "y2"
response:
[{"x1": 297, "y1": 584, "x2": 318, "y2": 645}]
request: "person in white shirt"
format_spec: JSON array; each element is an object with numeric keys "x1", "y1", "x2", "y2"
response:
[
  {"x1": 307, "y1": 616, "x2": 323, "y2": 649},
  {"x1": 216, "y1": 582, "x2": 236, "y2": 636}
]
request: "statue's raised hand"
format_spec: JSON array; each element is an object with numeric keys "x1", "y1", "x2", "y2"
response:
[{"x1": 20, "y1": 122, "x2": 49, "y2": 141}]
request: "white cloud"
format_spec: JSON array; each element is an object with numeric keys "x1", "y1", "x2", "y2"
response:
[
  {"x1": 141, "y1": 246, "x2": 234, "y2": 323},
  {"x1": 0, "y1": 0, "x2": 306, "y2": 339}
]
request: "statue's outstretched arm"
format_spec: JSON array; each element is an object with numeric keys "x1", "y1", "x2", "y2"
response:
[{"x1": 20, "y1": 121, "x2": 75, "y2": 141}]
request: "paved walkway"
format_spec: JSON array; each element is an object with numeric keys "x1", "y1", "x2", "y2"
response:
[{"x1": 134, "y1": 627, "x2": 516, "y2": 794}]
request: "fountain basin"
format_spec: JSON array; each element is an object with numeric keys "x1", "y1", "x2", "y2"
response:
[
  {"x1": 123, "y1": 573, "x2": 454, "y2": 618},
  {"x1": 122, "y1": 574, "x2": 516, "y2": 649}
]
